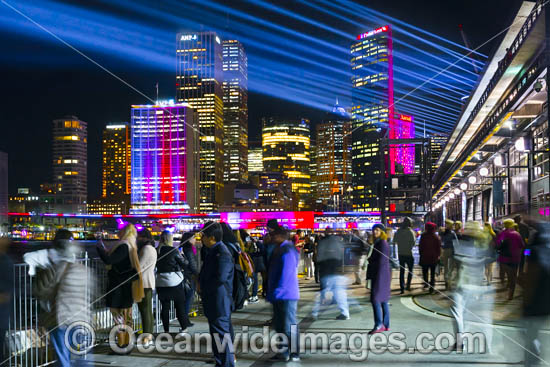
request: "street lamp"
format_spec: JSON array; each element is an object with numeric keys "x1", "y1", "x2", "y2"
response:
[
  {"x1": 445, "y1": 196, "x2": 450, "y2": 202},
  {"x1": 450, "y1": 193, "x2": 455, "y2": 199},
  {"x1": 454, "y1": 188, "x2": 461, "y2": 195},
  {"x1": 468, "y1": 176, "x2": 477, "y2": 184},
  {"x1": 480, "y1": 167, "x2": 489, "y2": 177},
  {"x1": 460, "y1": 182, "x2": 468, "y2": 191}
]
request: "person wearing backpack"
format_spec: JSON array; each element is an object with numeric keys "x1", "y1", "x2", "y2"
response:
[
  {"x1": 26, "y1": 229, "x2": 89, "y2": 366},
  {"x1": 156, "y1": 230, "x2": 191, "y2": 333},
  {"x1": 496, "y1": 219, "x2": 524, "y2": 300},
  {"x1": 220, "y1": 222, "x2": 250, "y2": 311},
  {"x1": 199, "y1": 222, "x2": 235, "y2": 367}
]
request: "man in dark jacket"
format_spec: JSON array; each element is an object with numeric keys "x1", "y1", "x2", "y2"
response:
[
  {"x1": 199, "y1": 222, "x2": 235, "y2": 367},
  {"x1": 180, "y1": 232, "x2": 199, "y2": 325},
  {"x1": 267, "y1": 227, "x2": 300, "y2": 362},
  {"x1": 394, "y1": 217, "x2": 416, "y2": 293}
]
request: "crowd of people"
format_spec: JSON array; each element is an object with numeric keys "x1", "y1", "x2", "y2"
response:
[{"x1": 0, "y1": 213, "x2": 546, "y2": 367}]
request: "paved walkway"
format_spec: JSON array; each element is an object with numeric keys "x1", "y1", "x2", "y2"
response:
[{"x1": 85, "y1": 270, "x2": 549, "y2": 366}]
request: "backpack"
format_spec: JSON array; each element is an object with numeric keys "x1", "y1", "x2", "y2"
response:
[
  {"x1": 225, "y1": 242, "x2": 250, "y2": 311},
  {"x1": 498, "y1": 238, "x2": 513, "y2": 258}
]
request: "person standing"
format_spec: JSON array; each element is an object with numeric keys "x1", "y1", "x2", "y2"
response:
[
  {"x1": 245, "y1": 231, "x2": 265, "y2": 303},
  {"x1": 156, "y1": 230, "x2": 191, "y2": 333},
  {"x1": 312, "y1": 228, "x2": 350, "y2": 320},
  {"x1": 136, "y1": 228, "x2": 157, "y2": 346},
  {"x1": 483, "y1": 223, "x2": 497, "y2": 285},
  {"x1": 199, "y1": 222, "x2": 235, "y2": 367},
  {"x1": 267, "y1": 227, "x2": 300, "y2": 362},
  {"x1": 496, "y1": 219, "x2": 524, "y2": 300},
  {"x1": 97, "y1": 223, "x2": 144, "y2": 350},
  {"x1": 262, "y1": 219, "x2": 280, "y2": 297},
  {"x1": 303, "y1": 236, "x2": 315, "y2": 279},
  {"x1": 180, "y1": 232, "x2": 199, "y2": 324},
  {"x1": 393, "y1": 218, "x2": 416, "y2": 293},
  {"x1": 368, "y1": 224, "x2": 391, "y2": 334},
  {"x1": 419, "y1": 222, "x2": 442, "y2": 294},
  {"x1": 440, "y1": 219, "x2": 458, "y2": 290}
]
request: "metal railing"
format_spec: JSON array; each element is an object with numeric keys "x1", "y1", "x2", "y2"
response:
[{"x1": 4, "y1": 255, "x2": 198, "y2": 366}]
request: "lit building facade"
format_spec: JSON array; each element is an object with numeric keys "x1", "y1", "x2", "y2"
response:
[
  {"x1": 102, "y1": 123, "x2": 131, "y2": 200},
  {"x1": 248, "y1": 143, "x2": 263, "y2": 174},
  {"x1": 52, "y1": 116, "x2": 88, "y2": 213},
  {"x1": 351, "y1": 25, "x2": 393, "y2": 212},
  {"x1": 130, "y1": 102, "x2": 199, "y2": 214},
  {"x1": 262, "y1": 117, "x2": 311, "y2": 209},
  {"x1": 176, "y1": 32, "x2": 224, "y2": 212},
  {"x1": 428, "y1": 132, "x2": 448, "y2": 179},
  {"x1": 315, "y1": 103, "x2": 352, "y2": 211},
  {"x1": 222, "y1": 40, "x2": 248, "y2": 184},
  {"x1": 391, "y1": 113, "x2": 416, "y2": 174}
]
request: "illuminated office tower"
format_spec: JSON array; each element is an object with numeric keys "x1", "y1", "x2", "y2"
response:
[
  {"x1": 351, "y1": 25, "x2": 393, "y2": 212},
  {"x1": 262, "y1": 117, "x2": 311, "y2": 209},
  {"x1": 130, "y1": 101, "x2": 199, "y2": 214},
  {"x1": 391, "y1": 113, "x2": 416, "y2": 174},
  {"x1": 222, "y1": 40, "x2": 248, "y2": 184},
  {"x1": 176, "y1": 32, "x2": 224, "y2": 212},
  {"x1": 248, "y1": 142, "x2": 263, "y2": 173},
  {"x1": 52, "y1": 116, "x2": 87, "y2": 213},
  {"x1": 428, "y1": 132, "x2": 448, "y2": 178},
  {"x1": 102, "y1": 123, "x2": 131, "y2": 200},
  {"x1": 315, "y1": 103, "x2": 352, "y2": 211}
]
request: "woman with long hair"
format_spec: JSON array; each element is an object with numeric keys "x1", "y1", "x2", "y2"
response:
[
  {"x1": 156, "y1": 230, "x2": 191, "y2": 333},
  {"x1": 136, "y1": 227, "x2": 157, "y2": 346},
  {"x1": 367, "y1": 223, "x2": 391, "y2": 334},
  {"x1": 96, "y1": 223, "x2": 144, "y2": 349}
]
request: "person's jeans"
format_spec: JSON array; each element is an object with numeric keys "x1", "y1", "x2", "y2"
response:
[
  {"x1": 312, "y1": 275, "x2": 349, "y2": 318},
  {"x1": 252, "y1": 272, "x2": 259, "y2": 298},
  {"x1": 304, "y1": 254, "x2": 314, "y2": 278},
  {"x1": 422, "y1": 264, "x2": 436, "y2": 289},
  {"x1": 500, "y1": 263, "x2": 518, "y2": 299},
  {"x1": 137, "y1": 288, "x2": 154, "y2": 335},
  {"x1": 50, "y1": 327, "x2": 71, "y2": 367},
  {"x1": 355, "y1": 255, "x2": 366, "y2": 284},
  {"x1": 272, "y1": 300, "x2": 299, "y2": 357},
  {"x1": 158, "y1": 284, "x2": 190, "y2": 332},
  {"x1": 208, "y1": 314, "x2": 235, "y2": 367},
  {"x1": 183, "y1": 280, "x2": 196, "y2": 317},
  {"x1": 314, "y1": 262, "x2": 320, "y2": 283},
  {"x1": 371, "y1": 302, "x2": 390, "y2": 329},
  {"x1": 399, "y1": 255, "x2": 414, "y2": 291},
  {"x1": 441, "y1": 248, "x2": 456, "y2": 285}
]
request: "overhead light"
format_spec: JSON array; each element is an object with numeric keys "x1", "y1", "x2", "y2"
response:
[
  {"x1": 480, "y1": 167, "x2": 489, "y2": 177},
  {"x1": 450, "y1": 193, "x2": 455, "y2": 199},
  {"x1": 445, "y1": 196, "x2": 450, "y2": 202},
  {"x1": 506, "y1": 120, "x2": 514, "y2": 130},
  {"x1": 534, "y1": 78, "x2": 544, "y2": 93},
  {"x1": 460, "y1": 182, "x2": 468, "y2": 191},
  {"x1": 494, "y1": 154, "x2": 504, "y2": 167},
  {"x1": 454, "y1": 188, "x2": 461, "y2": 195},
  {"x1": 468, "y1": 176, "x2": 477, "y2": 184},
  {"x1": 515, "y1": 137, "x2": 529, "y2": 152}
]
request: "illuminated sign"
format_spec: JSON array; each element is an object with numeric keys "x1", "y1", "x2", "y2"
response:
[
  {"x1": 180, "y1": 34, "x2": 197, "y2": 41},
  {"x1": 395, "y1": 114, "x2": 413, "y2": 122},
  {"x1": 357, "y1": 25, "x2": 389, "y2": 40},
  {"x1": 221, "y1": 211, "x2": 315, "y2": 230}
]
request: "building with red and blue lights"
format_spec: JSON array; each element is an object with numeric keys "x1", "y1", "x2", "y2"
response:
[{"x1": 130, "y1": 101, "x2": 199, "y2": 214}]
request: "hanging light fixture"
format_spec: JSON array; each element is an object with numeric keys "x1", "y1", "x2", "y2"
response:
[
  {"x1": 454, "y1": 188, "x2": 461, "y2": 195},
  {"x1": 468, "y1": 176, "x2": 477, "y2": 184},
  {"x1": 450, "y1": 193, "x2": 455, "y2": 199},
  {"x1": 460, "y1": 182, "x2": 468, "y2": 191},
  {"x1": 480, "y1": 167, "x2": 489, "y2": 177},
  {"x1": 445, "y1": 196, "x2": 450, "y2": 202}
]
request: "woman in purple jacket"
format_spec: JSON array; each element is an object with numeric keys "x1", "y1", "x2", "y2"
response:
[
  {"x1": 367, "y1": 223, "x2": 392, "y2": 334},
  {"x1": 496, "y1": 219, "x2": 524, "y2": 300}
]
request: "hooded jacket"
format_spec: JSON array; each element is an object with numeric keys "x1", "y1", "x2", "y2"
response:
[{"x1": 419, "y1": 222, "x2": 441, "y2": 266}]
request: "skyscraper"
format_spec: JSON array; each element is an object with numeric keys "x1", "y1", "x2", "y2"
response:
[
  {"x1": 222, "y1": 40, "x2": 248, "y2": 184},
  {"x1": 248, "y1": 142, "x2": 263, "y2": 174},
  {"x1": 429, "y1": 132, "x2": 448, "y2": 178},
  {"x1": 176, "y1": 32, "x2": 224, "y2": 212},
  {"x1": 52, "y1": 116, "x2": 87, "y2": 213},
  {"x1": 262, "y1": 117, "x2": 311, "y2": 209},
  {"x1": 315, "y1": 103, "x2": 352, "y2": 211},
  {"x1": 102, "y1": 123, "x2": 131, "y2": 200},
  {"x1": 350, "y1": 25, "x2": 393, "y2": 212},
  {"x1": 130, "y1": 101, "x2": 199, "y2": 214}
]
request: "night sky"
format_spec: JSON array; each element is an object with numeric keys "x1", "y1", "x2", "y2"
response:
[{"x1": 0, "y1": 0, "x2": 523, "y2": 199}]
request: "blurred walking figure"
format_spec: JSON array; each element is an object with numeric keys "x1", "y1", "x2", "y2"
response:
[
  {"x1": 0, "y1": 238, "x2": 13, "y2": 366},
  {"x1": 394, "y1": 217, "x2": 416, "y2": 293},
  {"x1": 303, "y1": 236, "x2": 315, "y2": 279},
  {"x1": 97, "y1": 223, "x2": 144, "y2": 350},
  {"x1": 368, "y1": 224, "x2": 391, "y2": 334},
  {"x1": 136, "y1": 228, "x2": 157, "y2": 346},
  {"x1": 156, "y1": 230, "x2": 191, "y2": 333},
  {"x1": 521, "y1": 222, "x2": 550, "y2": 367},
  {"x1": 267, "y1": 227, "x2": 300, "y2": 362},
  {"x1": 262, "y1": 219, "x2": 280, "y2": 297},
  {"x1": 312, "y1": 228, "x2": 350, "y2": 320},
  {"x1": 454, "y1": 221, "x2": 463, "y2": 237},
  {"x1": 350, "y1": 230, "x2": 367, "y2": 285},
  {"x1": 25, "y1": 229, "x2": 90, "y2": 366},
  {"x1": 450, "y1": 221, "x2": 495, "y2": 352},
  {"x1": 419, "y1": 222, "x2": 441, "y2": 293},
  {"x1": 245, "y1": 231, "x2": 265, "y2": 303},
  {"x1": 440, "y1": 219, "x2": 458, "y2": 289},
  {"x1": 199, "y1": 222, "x2": 235, "y2": 367},
  {"x1": 483, "y1": 223, "x2": 497, "y2": 285},
  {"x1": 180, "y1": 232, "x2": 199, "y2": 325},
  {"x1": 496, "y1": 219, "x2": 524, "y2": 300}
]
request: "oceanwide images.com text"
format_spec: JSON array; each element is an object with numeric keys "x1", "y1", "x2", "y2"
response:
[{"x1": 68, "y1": 322, "x2": 487, "y2": 361}]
